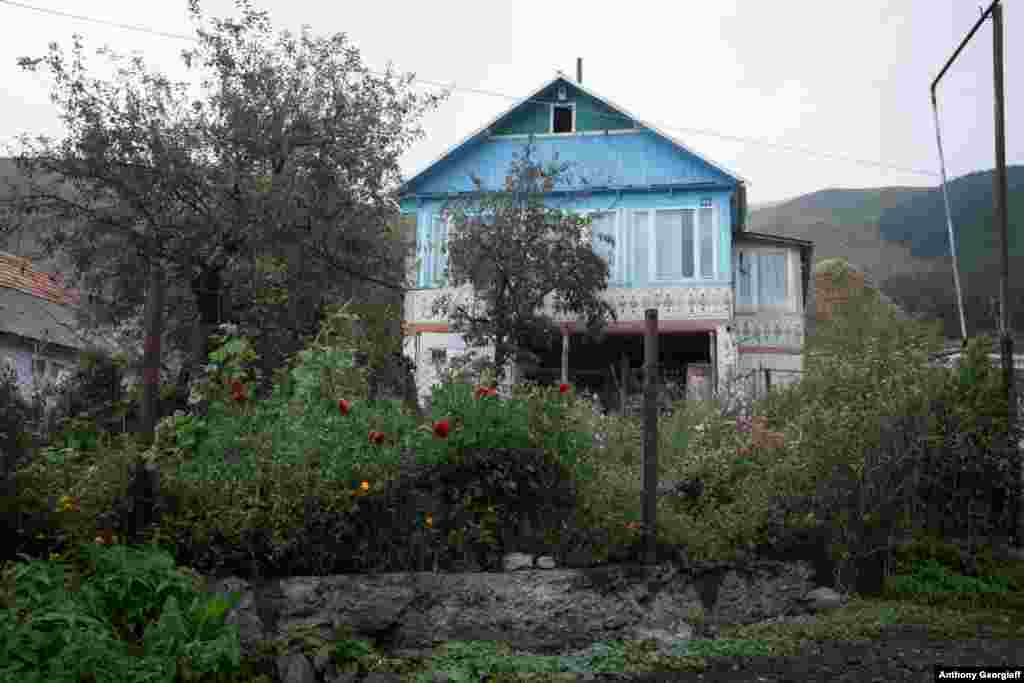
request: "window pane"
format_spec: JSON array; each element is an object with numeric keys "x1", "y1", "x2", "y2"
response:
[
  {"x1": 737, "y1": 251, "x2": 753, "y2": 305},
  {"x1": 680, "y1": 209, "x2": 695, "y2": 278},
  {"x1": 432, "y1": 216, "x2": 447, "y2": 286},
  {"x1": 592, "y1": 212, "x2": 616, "y2": 276},
  {"x1": 633, "y1": 211, "x2": 648, "y2": 285},
  {"x1": 656, "y1": 210, "x2": 682, "y2": 279},
  {"x1": 759, "y1": 253, "x2": 787, "y2": 305},
  {"x1": 699, "y1": 207, "x2": 714, "y2": 278}
]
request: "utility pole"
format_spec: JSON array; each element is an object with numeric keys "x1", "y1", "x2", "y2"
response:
[
  {"x1": 931, "y1": 0, "x2": 1019, "y2": 545},
  {"x1": 991, "y1": 2, "x2": 1019, "y2": 544}
]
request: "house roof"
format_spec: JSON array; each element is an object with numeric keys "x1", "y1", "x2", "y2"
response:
[
  {"x1": 0, "y1": 286, "x2": 88, "y2": 351},
  {"x1": 0, "y1": 251, "x2": 79, "y2": 307},
  {"x1": 400, "y1": 72, "x2": 747, "y2": 196},
  {"x1": 0, "y1": 251, "x2": 87, "y2": 350}
]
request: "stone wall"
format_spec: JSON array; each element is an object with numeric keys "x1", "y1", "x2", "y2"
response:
[{"x1": 184, "y1": 553, "x2": 847, "y2": 683}]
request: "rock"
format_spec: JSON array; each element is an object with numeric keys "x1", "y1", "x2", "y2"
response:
[
  {"x1": 536, "y1": 556, "x2": 556, "y2": 569},
  {"x1": 193, "y1": 553, "x2": 825, "y2": 669},
  {"x1": 800, "y1": 586, "x2": 846, "y2": 613},
  {"x1": 277, "y1": 652, "x2": 316, "y2": 683},
  {"x1": 503, "y1": 552, "x2": 534, "y2": 571},
  {"x1": 328, "y1": 674, "x2": 360, "y2": 683}
]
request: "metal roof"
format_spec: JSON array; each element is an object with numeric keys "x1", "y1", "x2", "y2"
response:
[{"x1": 399, "y1": 72, "x2": 748, "y2": 196}]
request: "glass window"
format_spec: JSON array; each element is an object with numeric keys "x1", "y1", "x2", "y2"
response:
[
  {"x1": 591, "y1": 212, "x2": 616, "y2": 277},
  {"x1": 655, "y1": 210, "x2": 682, "y2": 279},
  {"x1": 431, "y1": 215, "x2": 448, "y2": 286},
  {"x1": 633, "y1": 211, "x2": 648, "y2": 285},
  {"x1": 680, "y1": 209, "x2": 695, "y2": 278},
  {"x1": 759, "y1": 252, "x2": 788, "y2": 305},
  {"x1": 699, "y1": 207, "x2": 714, "y2": 278},
  {"x1": 737, "y1": 251, "x2": 753, "y2": 305},
  {"x1": 654, "y1": 209, "x2": 695, "y2": 280}
]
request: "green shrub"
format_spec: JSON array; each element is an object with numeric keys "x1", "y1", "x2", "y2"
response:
[{"x1": 0, "y1": 543, "x2": 243, "y2": 683}]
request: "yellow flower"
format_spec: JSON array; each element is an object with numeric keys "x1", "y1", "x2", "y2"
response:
[
  {"x1": 425, "y1": 514, "x2": 433, "y2": 528},
  {"x1": 360, "y1": 481, "x2": 370, "y2": 492}
]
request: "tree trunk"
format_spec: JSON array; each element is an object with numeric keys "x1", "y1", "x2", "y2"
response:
[
  {"x1": 190, "y1": 267, "x2": 224, "y2": 382},
  {"x1": 140, "y1": 249, "x2": 165, "y2": 446}
]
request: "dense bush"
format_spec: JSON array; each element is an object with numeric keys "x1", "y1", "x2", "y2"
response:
[{"x1": 1, "y1": 363, "x2": 36, "y2": 477}]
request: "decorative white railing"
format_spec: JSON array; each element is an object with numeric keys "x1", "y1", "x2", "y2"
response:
[
  {"x1": 405, "y1": 284, "x2": 734, "y2": 325},
  {"x1": 732, "y1": 314, "x2": 805, "y2": 349}
]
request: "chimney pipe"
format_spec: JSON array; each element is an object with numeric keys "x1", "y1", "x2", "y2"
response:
[{"x1": 576, "y1": 58, "x2": 582, "y2": 84}]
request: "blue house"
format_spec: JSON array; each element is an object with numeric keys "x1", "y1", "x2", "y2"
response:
[{"x1": 399, "y1": 68, "x2": 813, "y2": 409}]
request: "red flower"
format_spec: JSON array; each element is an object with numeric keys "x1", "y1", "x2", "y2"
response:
[
  {"x1": 368, "y1": 430, "x2": 385, "y2": 445},
  {"x1": 433, "y1": 419, "x2": 450, "y2": 438},
  {"x1": 230, "y1": 379, "x2": 246, "y2": 402},
  {"x1": 338, "y1": 399, "x2": 351, "y2": 416},
  {"x1": 474, "y1": 385, "x2": 498, "y2": 399},
  {"x1": 558, "y1": 383, "x2": 570, "y2": 393}
]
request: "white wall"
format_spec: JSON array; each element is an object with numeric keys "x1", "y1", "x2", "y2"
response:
[
  {"x1": 0, "y1": 334, "x2": 77, "y2": 403},
  {"x1": 404, "y1": 331, "x2": 497, "y2": 404}
]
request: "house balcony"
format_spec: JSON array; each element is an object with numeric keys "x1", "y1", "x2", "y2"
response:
[{"x1": 403, "y1": 284, "x2": 734, "y2": 334}]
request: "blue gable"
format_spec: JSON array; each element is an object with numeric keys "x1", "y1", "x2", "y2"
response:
[
  {"x1": 400, "y1": 74, "x2": 744, "y2": 200},
  {"x1": 404, "y1": 130, "x2": 735, "y2": 197}
]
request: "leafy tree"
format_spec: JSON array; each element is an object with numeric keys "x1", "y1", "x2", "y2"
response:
[
  {"x1": 433, "y1": 142, "x2": 617, "y2": 385},
  {"x1": 1, "y1": 0, "x2": 443, "y2": 402}
]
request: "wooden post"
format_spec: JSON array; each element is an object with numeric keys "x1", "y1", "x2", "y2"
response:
[
  {"x1": 642, "y1": 309, "x2": 659, "y2": 565},
  {"x1": 561, "y1": 329, "x2": 569, "y2": 385},
  {"x1": 710, "y1": 330, "x2": 718, "y2": 400},
  {"x1": 992, "y1": 2, "x2": 1020, "y2": 544},
  {"x1": 764, "y1": 367, "x2": 772, "y2": 396},
  {"x1": 620, "y1": 353, "x2": 629, "y2": 417}
]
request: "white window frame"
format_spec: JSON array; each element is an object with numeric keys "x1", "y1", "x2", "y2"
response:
[
  {"x1": 642, "y1": 205, "x2": 718, "y2": 284},
  {"x1": 550, "y1": 103, "x2": 576, "y2": 134},
  {"x1": 582, "y1": 209, "x2": 626, "y2": 284}
]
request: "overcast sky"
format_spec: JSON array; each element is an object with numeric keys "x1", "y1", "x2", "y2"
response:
[{"x1": 0, "y1": 0, "x2": 1018, "y2": 204}]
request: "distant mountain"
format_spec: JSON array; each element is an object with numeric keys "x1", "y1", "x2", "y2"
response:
[
  {"x1": 878, "y1": 166, "x2": 1024, "y2": 271},
  {"x1": 749, "y1": 167, "x2": 1024, "y2": 339},
  {"x1": 749, "y1": 185, "x2": 943, "y2": 287}
]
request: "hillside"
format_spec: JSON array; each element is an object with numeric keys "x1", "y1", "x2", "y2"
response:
[{"x1": 749, "y1": 167, "x2": 1024, "y2": 339}]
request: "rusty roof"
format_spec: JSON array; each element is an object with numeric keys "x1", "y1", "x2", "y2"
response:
[{"x1": 0, "y1": 250, "x2": 80, "y2": 307}]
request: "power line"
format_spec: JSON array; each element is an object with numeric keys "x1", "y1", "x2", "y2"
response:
[
  {"x1": 0, "y1": 0, "x2": 940, "y2": 178},
  {"x1": 0, "y1": 0, "x2": 196, "y2": 41}
]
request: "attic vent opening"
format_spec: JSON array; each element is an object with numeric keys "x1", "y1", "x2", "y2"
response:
[{"x1": 552, "y1": 105, "x2": 573, "y2": 133}]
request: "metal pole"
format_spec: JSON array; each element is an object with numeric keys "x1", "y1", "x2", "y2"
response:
[
  {"x1": 930, "y1": 94, "x2": 969, "y2": 341},
  {"x1": 991, "y1": 2, "x2": 1020, "y2": 544},
  {"x1": 642, "y1": 309, "x2": 659, "y2": 564}
]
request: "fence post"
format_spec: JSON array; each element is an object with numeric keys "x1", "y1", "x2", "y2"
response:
[
  {"x1": 764, "y1": 367, "x2": 772, "y2": 397},
  {"x1": 561, "y1": 329, "x2": 569, "y2": 385},
  {"x1": 620, "y1": 353, "x2": 629, "y2": 417},
  {"x1": 642, "y1": 309, "x2": 659, "y2": 564}
]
